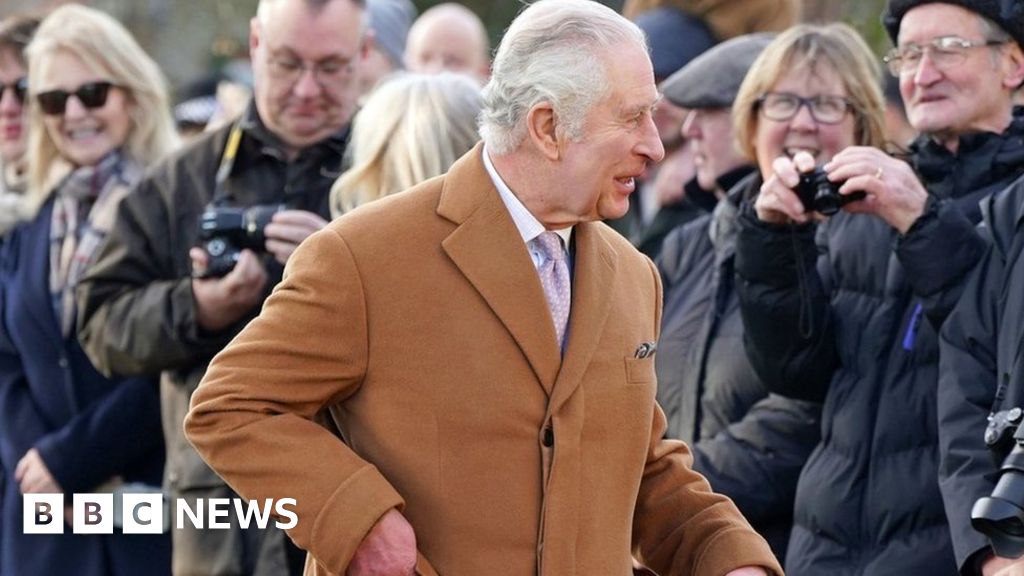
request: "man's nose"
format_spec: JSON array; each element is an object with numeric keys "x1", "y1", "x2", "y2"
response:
[
  {"x1": 292, "y1": 67, "x2": 323, "y2": 98},
  {"x1": 639, "y1": 113, "x2": 665, "y2": 163}
]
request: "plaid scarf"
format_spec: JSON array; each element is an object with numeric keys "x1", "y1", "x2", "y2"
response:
[{"x1": 49, "y1": 151, "x2": 139, "y2": 338}]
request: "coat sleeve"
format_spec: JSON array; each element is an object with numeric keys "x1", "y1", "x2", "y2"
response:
[
  {"x1": 735, "y1": 203, "x2": 837, "y2": 401},
  {"x1": 897, "y1": 196, "x2": 988, "y2": 329},
  {"x1": 633, "y1": 258, "x2": 783, "y2": 576},
  {"x1": 76, "y1": 176, "x2": 233, "y2": 379},
  {"x1": 185, "y1": 226, "x2": 404, "y2": 574},
  {"x1": 34, "y1": 372, "x2": 163, "y2": 493},
  {"x1": 0, "y1": 282, "x2": 49, "y2": 478},
  {"x1": 938, "y1": 235, "x2": 1004, "y2": 573},
  {"x1": 692, "y1": 393, "x2": 820, "y2": 525}
]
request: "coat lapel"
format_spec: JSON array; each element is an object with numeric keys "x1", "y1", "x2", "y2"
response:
[
  {"x1": 438, "y1": 145, "x2": 561, "y2": 395},
  {"x1": 548, "y1": 221, "x2": 617, "y2": 412}
]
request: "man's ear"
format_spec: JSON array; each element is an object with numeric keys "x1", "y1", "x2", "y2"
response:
[
  {"x1": 526, "y1": 102, "x2": 561, "y2": 161},
  {"x1": 1002, "y1": 41, "x2": 1024, "y2": 90},
  {"x1": 360, "y1": 29, "x2": 375, "y2": 61},
  {"x1": 249, "y1": 17, "x2": 261, "y2": 59}
]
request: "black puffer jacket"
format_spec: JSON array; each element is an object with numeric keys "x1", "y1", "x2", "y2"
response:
[
  {"x1": 656, "y1": 172, "x2": 820, "y2": 560},
  {"x1": 939, "y1": 172, "x2": 1024, "y2": 573},
  {"x1": 735, "y1": 108, "x2": 1024, "y2": 575}
]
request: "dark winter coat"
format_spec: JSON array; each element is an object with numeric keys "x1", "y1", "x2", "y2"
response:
[
  {"x1": 656, "y1": 172, "x2": 820, "y2": 559},
  {"x1": 0, "y1": 198, "x2": 168, "y2": 576},
  {"x1": 735, "y1": 108, "x2": 1024, "y2": 575},
  {"x1": 938, "y1": 170, "x2": 1024, "y2": 573}
]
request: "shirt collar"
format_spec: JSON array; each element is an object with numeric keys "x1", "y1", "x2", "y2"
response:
[{"x1": 482, "y1": 144, "x2": 572, "y2": 249}]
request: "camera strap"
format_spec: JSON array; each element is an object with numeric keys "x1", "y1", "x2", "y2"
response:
[{"x1": 211, "y1": 121, "x2": 244, "y2": 207}]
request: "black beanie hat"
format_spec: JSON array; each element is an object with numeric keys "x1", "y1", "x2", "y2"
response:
[{"x1": 882, "y1": 0, "x2": 1024, "y2": 48}]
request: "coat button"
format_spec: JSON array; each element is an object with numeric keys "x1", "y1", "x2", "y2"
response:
[
  {"x1": 58, "y1": 356, "x2": 68, "y2": 369},
  {"x1": 542, "y1": 427, "x2": 554, "y2": 447}
]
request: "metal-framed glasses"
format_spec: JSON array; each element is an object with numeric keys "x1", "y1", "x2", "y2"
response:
[
  {"x1": 36, "y1": 81, "x2": 116, "y2": 116},
  {"x1": 883, "y1": 36, "x2": 1007, "y2": 77},
  {"x1": 266, "y1": 53, "x2": 355, "y2": 86},
  {"x1": 0, "y1": 77, "x2": 27, "y2": 105},
  {"x1": 757, "y1": 92, "x2": 852, "y2": 125}
]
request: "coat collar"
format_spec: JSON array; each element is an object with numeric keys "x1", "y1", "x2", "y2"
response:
[{"x1": 438, "y1": 143, "x2": 619, "y2": 404}]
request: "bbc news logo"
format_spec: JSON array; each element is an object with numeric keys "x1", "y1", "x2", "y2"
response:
[{"x1": 23, "y1": 494, "x2": 297, "y2": 534}]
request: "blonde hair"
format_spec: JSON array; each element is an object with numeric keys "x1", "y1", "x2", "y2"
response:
[
  {"x1": 24, "y1": 4, "x2": 178, "y2": 209},
  {"x1": 732, "y1": 22, "x2": 886, "y2": 162},
  {"x1": 330, "y1": 72, "x2": 482, "y2": 215}
]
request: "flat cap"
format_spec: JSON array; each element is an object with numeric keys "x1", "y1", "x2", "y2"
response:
[
  {"x1": 882, "y1": 0, "x2": 1024, "y2": 49},
  {"x1": 634, "y1": 7, "x2": 717, "y2": 81},
  {"x1": 660, "y1": 32, "x2": 774, "y2": 109}
]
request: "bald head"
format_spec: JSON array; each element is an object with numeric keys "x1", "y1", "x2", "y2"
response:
[{"x1": 404, "y1": 3, "x2": 489, "y2": 80}]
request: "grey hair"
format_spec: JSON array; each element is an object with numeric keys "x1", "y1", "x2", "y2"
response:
[
  {"x1": 978, "y1": 12, "x2": 1013, "y2": 44},
  {"x1": 479, "y1": 0, "x2": 647, "y2": 155},
  {"x1": 256, "y1": 0, "x2": 366, "y2": 26}
]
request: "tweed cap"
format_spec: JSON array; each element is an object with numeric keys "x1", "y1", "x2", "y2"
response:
[
  {"x1": 634, "y1": 7, "x2": 717, "y2": 82},
  {"x1": 660, "y1": 33, "x2": 774, "y2": 109},
  {"x1": 882, "y1": 0, "x2": 1024, "y2": 48}
]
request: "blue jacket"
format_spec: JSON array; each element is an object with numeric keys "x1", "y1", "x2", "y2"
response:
[{"x1": 0, "y1": 198, "x2": 168, "y2": 576}]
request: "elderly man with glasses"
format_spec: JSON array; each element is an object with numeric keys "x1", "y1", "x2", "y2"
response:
[
  {"x1": 924, "y1": 2, "x2": 1024, "y2": 576},
  {"x1": 74, "y1": 0, "x2": 368, "y2": 574},
  {"x1": 733, "y1": 1, "x2": 1024, "y2": 575}
]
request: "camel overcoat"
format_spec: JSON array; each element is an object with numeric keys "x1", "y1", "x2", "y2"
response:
[{"x1": 185, "y1": 145, "x2": 780, "y2": 576}]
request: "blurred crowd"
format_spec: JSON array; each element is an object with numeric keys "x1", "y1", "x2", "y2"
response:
[{"x1": 1, "y1": 0, "x2": 1024, "y2": 575}]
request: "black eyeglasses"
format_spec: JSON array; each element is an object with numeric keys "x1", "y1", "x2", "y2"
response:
[
  {"x1": 757, "y1": 92, "x2": 852, "y2": 125},
  {"x1": 0, "y1": 77, "x2": 27, "y2": 105},
  {"x1": 36, "y1": 81, "x2": 117, "y2": 116}
]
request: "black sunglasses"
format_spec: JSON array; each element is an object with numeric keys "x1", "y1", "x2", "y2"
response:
[
  {"x1": 36, "y1": 81, "x2": 116, "y2": 116},
  {"x1": 0, "y1": 77, "x2": 27, "y2": 104}
]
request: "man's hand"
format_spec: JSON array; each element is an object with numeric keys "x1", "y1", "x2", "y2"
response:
[
  {"x1": 191, "y1": 247, "x2": 268, "y2": 332},
  {"x1": 15, "y1": 448, "x2": 61, "y2": 494},
  {"x1": 725, "y1": 567, "x2": 770, "y2": 576},
  {"x1": 982, "y1": 553, "x2": 1024, "y2": 576},
  {"x1": 347, "y1": 508, "x2": 417, "y2": 576},
  {"x1": 264, "y1": 210, "x2": 328, "y2": 265},
  {"x1": 824, "y1": 146, "x2": 928, "y2": 234}
]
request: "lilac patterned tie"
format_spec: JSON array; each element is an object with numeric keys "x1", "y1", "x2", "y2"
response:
[{"x1": 533, "y1": 231, "x2": 571, "y2": 347}]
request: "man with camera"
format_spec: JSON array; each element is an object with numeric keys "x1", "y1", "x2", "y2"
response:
[
  {"x1": 934, "y1": 3, "x2": 1024, "y2": 575},
  {"x1": 734, "y1": 1, "x2": 1024, "y2": 574},
  {"x1": 74, "y1": 0, "x2": 367, "y2": 573}
]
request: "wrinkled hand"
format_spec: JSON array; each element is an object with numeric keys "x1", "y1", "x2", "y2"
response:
[
  {"x1": 264, "y1": 210, "x2": 328, "y2": 265},
  {"x1": 725, "y1": 567, "x2": 769, "y2": 576},
  {"x1": 754, "y1": 151, "x2": 820, "y2": 225},
  {"x1": 191, "y1": 247, "x2": 268, "y2": 332},
  {"x1": 983, "y1": 553, "x2": 1024, "y2": 576},
  {"x1": 15, "y1": 448, "x2": 62, "y2": 494},
  {"x1": 347, "y1": 509, "x2": 417, "y2": 576},
  {"x1": 824, "y1": 146, "x2": 928, "y2": 234}
]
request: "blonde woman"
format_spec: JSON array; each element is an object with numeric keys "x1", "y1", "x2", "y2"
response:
[
  {"x1": 0, "y1": 5, "x2": 176, "y2": 575},
  {"x1": 330, "y1": 71, "x2": 482, "y2": 216}
]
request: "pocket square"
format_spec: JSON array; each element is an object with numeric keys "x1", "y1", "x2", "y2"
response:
[{"x1": 634, "y1": 341, "x2": 657, "y2": 359}]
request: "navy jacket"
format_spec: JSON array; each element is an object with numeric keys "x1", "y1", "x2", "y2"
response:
[{"x1": 0, "y1": 198, "x2": 168, "y2": 576}]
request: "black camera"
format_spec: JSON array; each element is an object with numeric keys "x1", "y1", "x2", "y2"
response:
[
  {"x1": 794, "y1": 167, "x2": 864, "y2": 216},
  {"x1": 972, "y1": 407, "x2": 1024, "y2": 558},
  {"x1": 196, "y1": 204, "x2": 281, "y2": 278}
]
